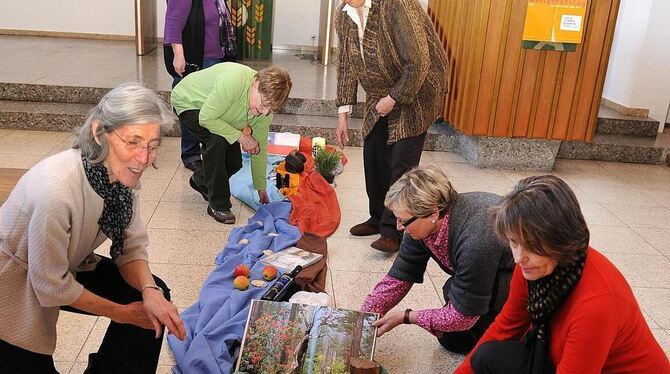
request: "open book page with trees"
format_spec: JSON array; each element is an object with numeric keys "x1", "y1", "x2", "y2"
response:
[{"x1": 237, "y1": 300, "x2": 378, "y2": 374}]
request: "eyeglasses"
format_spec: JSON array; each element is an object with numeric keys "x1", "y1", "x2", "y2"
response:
[
  {"x1": 397, "y1": 215, "x2": 419, "y2": 228},
  {"x1": 112, "y1": 130, "x2": 160, "y2": 155}
]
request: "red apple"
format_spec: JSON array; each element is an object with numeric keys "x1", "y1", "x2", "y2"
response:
[
  {"x1": 233, "y1": 264, "x2": 250, "y2": 278},
  {"x1": 262, "y1": 265, "x2": 278, "y2": 281},
  {"x1": 233, "y1": 276, "x2": 250, "y2": 290}
]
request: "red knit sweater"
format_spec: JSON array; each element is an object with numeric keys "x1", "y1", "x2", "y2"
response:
[{"x1": 456, "y1": 247, "x2": 669, "y2": 373}]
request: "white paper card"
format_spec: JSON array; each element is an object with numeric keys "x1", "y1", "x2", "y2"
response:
[{"x1": 560, "y1": 15, "x2": 583, "y2": 32}]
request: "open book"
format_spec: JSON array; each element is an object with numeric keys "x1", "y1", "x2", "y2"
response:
[
  {"x1": 260, "y1": 247, "x2": 323, "y2": 272},
  {"x1": 267, "y1": 132, "x2": 301, "y2": 156},
  {"x1": 237, "y1": 300, "x2": 378, "y2": 374}
]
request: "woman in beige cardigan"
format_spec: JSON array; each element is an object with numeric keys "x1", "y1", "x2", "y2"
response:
[
  {"x1": 335, "y1": 0, "x2": 449, "y2": 253},
  {"x1": 0, "y1": 83, "x2": 185, "y2": 373}
]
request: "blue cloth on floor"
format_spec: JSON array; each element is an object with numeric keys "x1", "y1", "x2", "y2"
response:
[
  {"x1": 229, "y1": 153, "x2": 286, "y2": 211},
  {"x1": 168, "y1": 201, "x2": 301, "y2": 374}
]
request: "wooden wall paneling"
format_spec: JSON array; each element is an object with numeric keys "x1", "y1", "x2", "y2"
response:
[
  {"x1": 513, "y1": 49, "x2": 542, "y2": 137},
  {"x1": 586, "y1": 0, "x2": 621, "y2": 140},
  {"x1": 551, "y1": 45, "x2": 587, "y2": 138},
  {"x1": 571, "y1": 0, "x2": 614, "y2": 140},
  {"x1": 458, "y1": 1, "x2": 490, "y2": 135},
  {"x1": 488, "y1": 0, "x2": 515, "y2": 136},
  {"x1": 532, "y1": 52, "x2": 562, "y2": 138},
  {"x1": 447, "y1": 0, "x2": 466, "y2": 123},
  {"x1": 464, "y1": 1, "x2": 492, "y2": 135},
  {"x1": 492, "y1": 0, "x2": 528, "y2": 137},
  {"x1": 475, "y1": 0, "x2": 507, "y2": 136}
]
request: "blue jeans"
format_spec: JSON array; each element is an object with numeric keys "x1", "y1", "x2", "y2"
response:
[{"x1": 173, "y1": 58, "x2": 221, "y2": 165}]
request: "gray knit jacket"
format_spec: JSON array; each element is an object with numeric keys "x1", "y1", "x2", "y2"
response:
[{"x1": 388, "y1": 192, "x2": 515, "y2": 316}]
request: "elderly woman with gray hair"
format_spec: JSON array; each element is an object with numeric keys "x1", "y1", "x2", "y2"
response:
[
  {"x1": 361, "y1": 167, "x2": 515, "y2": 354},
  {"x1": 0, "y1": 83, "x2": 186, "y2": 373}
]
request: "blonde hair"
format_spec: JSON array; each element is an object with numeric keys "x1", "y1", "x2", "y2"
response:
[
  {"x1": 384, "y1": 167, "x2": 458, "y2": 218},
  {"x1": 256, "y1": 66, "x2": 292, "y2": 112}
]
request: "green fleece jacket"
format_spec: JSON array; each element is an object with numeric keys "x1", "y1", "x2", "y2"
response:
[{"x1": 171, "y1": 62, "x2": 271, "y2": 190}]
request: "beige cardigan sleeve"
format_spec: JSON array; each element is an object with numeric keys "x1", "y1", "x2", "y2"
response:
[{"x1": 26, "y1": 180, "x2": 85, "y2": 308}]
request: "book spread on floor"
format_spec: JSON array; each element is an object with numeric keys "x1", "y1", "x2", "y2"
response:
[
  {"x1": 260, "y1": 247, "x2": 323, "y2": 271},
  {"x1": 237, "y1": 300, "x2": 378, "y2": 373}
]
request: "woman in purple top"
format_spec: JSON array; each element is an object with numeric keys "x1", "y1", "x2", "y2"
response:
[
  {"x1": 362, "y1": 167, "x2": 515, "y2": 354},
  {"x1": 163, "y1": 0, "x2": 236, "y2": 171}
]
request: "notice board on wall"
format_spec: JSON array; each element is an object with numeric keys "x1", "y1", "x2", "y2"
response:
[{"x1": 522, "y1": 0, "x2": 588, "y2": 44}]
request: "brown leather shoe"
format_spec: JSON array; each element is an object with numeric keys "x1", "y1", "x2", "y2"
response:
[
  {"x1": 371, "y1": 237, "x2": 400, "y2": 253},
  {"x1": 350, "y1": 221, "x2": 380, "y2": 236}
]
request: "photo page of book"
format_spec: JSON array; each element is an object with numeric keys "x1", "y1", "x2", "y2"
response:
[{"x1": 237, "y1": 300, "x2": 378, "y2": 374}]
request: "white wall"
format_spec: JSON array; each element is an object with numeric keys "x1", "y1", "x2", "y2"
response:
[
  {"x1": 273, "y1": 0, "x2": 322, "y2": 48},
  {"x1": 603, "y1": 0, "x2": 670, "y2": 128}
]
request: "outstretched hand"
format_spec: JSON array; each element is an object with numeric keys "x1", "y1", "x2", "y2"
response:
[
  {"x1": 371, "y1": 309, "x2": 405, "y2": 337},
  {"x1": 141, "y1": 288, "x2": 187, "y2": 340}
]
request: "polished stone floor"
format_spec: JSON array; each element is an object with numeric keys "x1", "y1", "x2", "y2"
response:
[
  {"x1": 0, "y1": 130, "x2": 669, "y2": 373},
  {"x1": 1, "y1": 35, "x2": 669, "y2": 373},
  {"x1": 0, "y1": 35, "x2": 365, "y2": 101}
]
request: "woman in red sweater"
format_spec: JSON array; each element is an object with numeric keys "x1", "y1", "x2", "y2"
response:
[{"x1": 457, "y1": 175, "x2": 669, "y2": 374}]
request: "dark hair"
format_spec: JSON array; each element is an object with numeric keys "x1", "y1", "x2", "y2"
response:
[{"x1": 491, "y1": 175, "x2": 589, "y2": 265}]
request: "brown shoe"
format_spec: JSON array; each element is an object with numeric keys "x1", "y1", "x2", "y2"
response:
[
  {"x1": 350, "y1": 221, "x2": 380, "y2": 236},
  {"x1": 371, "y1": 237, "x2": 400, "y2": 253},
  {"x1": 207, "y1": 206, "x2": 236, "y2": 224}
]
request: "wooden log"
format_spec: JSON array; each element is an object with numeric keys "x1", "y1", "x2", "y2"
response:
[{"x1": 350, "y1": 357, "x2": 381, "y2": 374}]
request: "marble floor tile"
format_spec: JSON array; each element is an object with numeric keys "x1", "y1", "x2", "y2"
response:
[
  {"x1": 148, "y1": 201, "x2": 236, "y2": 232},
  {"x1": 606, "y1": 253, "x2": 670, "y2": 288},
  {"x1": 53, "y1": 313, "x2": 98, "y2": 362},
  {"x1": 335, "y1": 187, "x2": 371, "y2": 212},
  {"x1": 633, "y1": 288, "x2": 670, "y2": 329},
  {"x1": 631, "y1": 227, "x2": 670, "y2": 256},
  {"x1": 149, "y1": 263, "x2": 215, "y2": 308},
  {"x1": 146, "y1": 228, "x2": 227, "y2": 265},
  {"x1": 0, "y1": 152, "x2": 43, "y2": 168},
  {"x1": 651, "y1": 329, "x2": 670, "y2": 356},
  {"x1": 138, "y1": 177, "x2": 171, "y2": 203},
  {"x1": 327, "y1": 236, "x2": 397, "y2": 273},
  {"x1": 579, "y1": 202, "x2": 626, "y2": 227},
  {"x1": 330, "y1": 209, "x2": 374, "y2": 238},
  {"x1": 602, "y1": 204, "x2": 670, "y2": 229},
  {"x1": 0, "y1": 130, "x2": 68, "y2": 156},
  {"x1": 589, "y1": 225, "x2": 662, "y2": 255}
]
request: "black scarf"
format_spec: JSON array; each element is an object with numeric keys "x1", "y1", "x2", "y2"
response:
[
  {"x1": 524, "y1": 249, "x2": 587, "y2": 373},
  {"x1": 81, "y1": 155, "x2": 133, "y2": 261}
]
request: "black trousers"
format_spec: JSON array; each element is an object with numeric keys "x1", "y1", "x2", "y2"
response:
[
  {"x1": 470, "y1": 340, "x2": 556, "y2": 374},
  {"x1": 179, "y1": 109, "x2": 243, "y2": 211},
  {"x1": 0, "y1": 257, "x2": 170, "y2": 374},
  {"x1": 363, "y1": 116, "x2": 427, "y2": 241},
  {"x1": 437, "y1": 307, "x2": 498, "y2": 355}
]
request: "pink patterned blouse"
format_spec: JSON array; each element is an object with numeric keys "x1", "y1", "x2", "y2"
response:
[{"x1": 361, "y1": 215, "x2": 480, "y2": 337}]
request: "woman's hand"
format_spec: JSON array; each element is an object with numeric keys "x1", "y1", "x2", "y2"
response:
[
  {"x1": 375, "y1": 95, "x2": 397, "y2": 117},
  {"x1": 239, "y1": 134, "x2": 260, "y2": 155},
  {"x1": 113, "y1": 301, "x2": 156, "y2": 331},
  {"x1": 141, "y1": 288, "x2": 187, "y2": 340},
  {"x1": 171, "y1": 43, "x2": 186, "y2": 77},
  {"x1": 371, "y1": 309, "x2": 406, "y2": 337},
  {"x1": 336, "y1": 113, "x2": 349, "y2": 149},
  {"x1": 258, "y1": 189, "x2": 269, "y2": 204}
]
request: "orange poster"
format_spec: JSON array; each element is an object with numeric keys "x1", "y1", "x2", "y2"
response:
[{"x1": 523, "y1": 0, "x2": 588, "y2": 44}]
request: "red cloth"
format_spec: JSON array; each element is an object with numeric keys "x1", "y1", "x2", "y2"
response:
[{"x1": 456, "y1": 247, "x2": 669, "y2": 374}]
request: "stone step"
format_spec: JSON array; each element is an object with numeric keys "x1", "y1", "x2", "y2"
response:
[
  {"x1": 596, "y1": 106, "x2": 659, "y2": 137},
  {"x1": 0, "y1": 83, "x2": 365, "y2": 118},
  {"x1": 558, "y1": 132, "x2": 670, "y2": 165},
  {"x1": 0, "y1": 100, "x2": 458, "y2": 151}
]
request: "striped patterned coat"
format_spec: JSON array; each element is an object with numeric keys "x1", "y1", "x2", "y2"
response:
[{"x1": 335, "y1": 0, "x2": 449, "y2": 144}]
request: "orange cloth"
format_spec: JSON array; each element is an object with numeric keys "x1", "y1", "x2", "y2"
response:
[
  {"x1": 275, "y1": 161, "x2": 301, "y2": 197},
  {"x1": 286, "y1": 136, "x2": 345, "y2": 237},
  {"x1": 288, "y1": 170, "x2": 341, "y2": 238}
]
